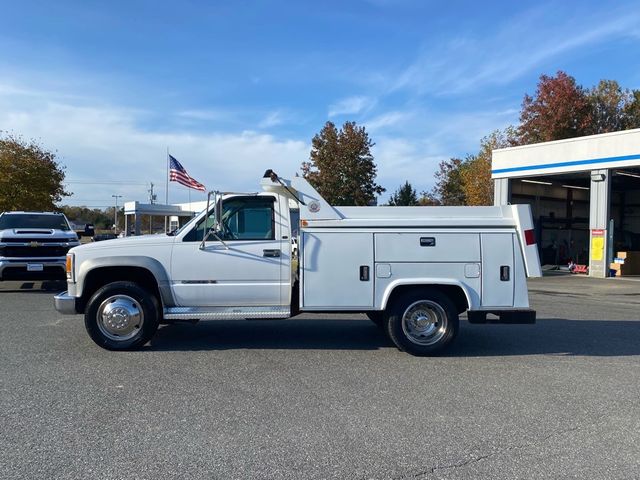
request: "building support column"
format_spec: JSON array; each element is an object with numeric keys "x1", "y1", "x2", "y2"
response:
[
  {"x1": 493, "y1": 178, "x2": 510, "y2": 206},
  {"x1": 134, "y1": 214, "x2": 141, "y2": 236},
  {"x1": 589, "y1": 169, "x2": 611, "y2": 278}
]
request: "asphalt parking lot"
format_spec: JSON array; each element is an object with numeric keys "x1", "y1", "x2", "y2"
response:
[{"x1": 1, "y1": 275, "x2": 639, "y2": 479}]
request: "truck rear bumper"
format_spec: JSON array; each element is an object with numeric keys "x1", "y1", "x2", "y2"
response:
[
  {"x1": 54, "y1": 291, "x2": 78, "y2": 315},
  {"x1": 467, "y1": 309, "x2": 536, "y2": 324}
]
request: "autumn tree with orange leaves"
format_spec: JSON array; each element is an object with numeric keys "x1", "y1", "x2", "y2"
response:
[
  {"x1": 516, "y1": 71, "x2": 592, "y2": 144},
  {"x1": 430, "y1": 71, "x2": 640, "y2": 206},
  {"x1": 0, "y1": 133, "x2": 70, "y2": 211}
]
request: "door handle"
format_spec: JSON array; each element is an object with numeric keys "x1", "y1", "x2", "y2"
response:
[{"x1": 263, "y1": 249, "x2": 281, "y2": 258}]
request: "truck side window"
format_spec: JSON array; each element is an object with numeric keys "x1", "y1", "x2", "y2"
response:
[{"x1": 183, "y1": 196, "x2": 275, "y2": 242}]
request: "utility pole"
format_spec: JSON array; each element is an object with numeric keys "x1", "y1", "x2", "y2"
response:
[
  {"x1": 148, "y1": 182, "x2": 156, "y2": 234},
  {"x1": 148, "y1": 182, "x2": 157, "y2": 204},
  {"x1": 112, "y1": 195, "x2": 123, "y2": 234}
]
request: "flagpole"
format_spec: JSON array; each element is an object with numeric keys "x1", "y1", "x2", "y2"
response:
[{"x1": 165, "y1": 147, "x2": 169, "y2": 232}]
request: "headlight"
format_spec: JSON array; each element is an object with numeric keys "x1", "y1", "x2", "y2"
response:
[{"x1": 66, "y1": 253, "x2": 75, "y2": 281}]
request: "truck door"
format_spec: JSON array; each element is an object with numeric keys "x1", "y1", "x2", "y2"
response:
[{"x1": 171, "y1": 195, "x2": 287, "y2": 307}]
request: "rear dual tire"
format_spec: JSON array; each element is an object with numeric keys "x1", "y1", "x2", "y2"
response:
[{"x1": 385, "y1": 290, "x2": 459, "y2": 356}]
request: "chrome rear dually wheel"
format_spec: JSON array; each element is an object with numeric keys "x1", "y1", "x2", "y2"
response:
[
  {"x1": 385, "y1": 289, "x2": 459, "y2": 356},
  {"x1": 401, "y1": 300, "x2": 448, "y2": 346}
]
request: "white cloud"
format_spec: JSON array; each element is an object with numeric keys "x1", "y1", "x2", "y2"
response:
[
  {"x1": 390, "y1": 7, "x2": 640, "y2": 96},
  {"x1": 373, "y1": 137, "x2": 442, "y2": 195},
  {"x1": 369, "y1": 105, "x2": 521, "y2": 195},
  {"x1": 177, "y1": 109, "x2": 226, "y2": 121},
  {"x1": 364, "y1": 111, "x2": 413, "y2": 132},
  {"x1": 0, "y1": 75, "x2": 524, "y2": 207},
  {"x1": 328, "y1": 95, "x2": 376, "y2": 117},
  {"x1": 258, "y1": 110, "x2": 286, "y2": 129},
  {"x1": 0, "y1": 90, "x2": 308, "y2": 207}
]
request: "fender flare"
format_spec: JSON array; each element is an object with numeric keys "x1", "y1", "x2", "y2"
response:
[
  {"x1": 76, "y1": 256, "x2": 175, "y2": 306},
  {"x1": 379, "y1": 278, "x2": 478, "y2": 311}
]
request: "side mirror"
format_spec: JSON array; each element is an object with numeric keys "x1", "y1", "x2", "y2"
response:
[
  {"x1": 214, "y1": 192, "x2": 223, "y2": 232},
  {"x1": 200, "y1": 191, "x2": 229, "y2": 250},
  {"x1": 202, "y1": 191, "x2": 220, "y2": 241}
]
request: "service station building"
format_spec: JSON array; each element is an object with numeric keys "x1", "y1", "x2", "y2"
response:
[{"x1": 492, "y1": 128, "x2": 640, "y2": 277}]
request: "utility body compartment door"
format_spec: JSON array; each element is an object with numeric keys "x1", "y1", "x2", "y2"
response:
[
  {"x1": 301, "y1": 232, "x2": 373, "y2": 308},
  {"x1": 481, "y1": 233, "x2": 515, "y2": 307},
  {"x1": 375, "y1": 232, "x2": 480, "y2": 262}
]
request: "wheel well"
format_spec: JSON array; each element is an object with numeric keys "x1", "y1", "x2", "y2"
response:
[
  {"x1": 386, "y1": 284, "x2": 469, "y2": 314},
  {"x1": 79, "y1": 266, "x2": 161, "y2": 312}
]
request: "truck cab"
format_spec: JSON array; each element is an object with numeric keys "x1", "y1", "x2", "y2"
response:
[{"x1": 54, "y1": 171, "x2": 541, "y2": 356}]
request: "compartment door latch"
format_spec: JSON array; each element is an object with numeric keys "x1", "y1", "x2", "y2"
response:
[
  {"x1": 359, "y1": 265, "x2": 370, "y2": 281},
  {"x1": 500, "y1": 265, "x2": 510, "y2": 281}
]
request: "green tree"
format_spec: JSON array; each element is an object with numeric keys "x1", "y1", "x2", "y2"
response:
[
  {"x1": 517, "y1": 71, "x2": 592, "y2": 144},
  {"x1": 388, "y1": 181, "x2": 419, "y2": 206},
  {"x1": 0, "y1": 133, "x2": 70, "y2": 211},
  {"x1": 587, "y1": 79, "x2": 632, "y2": 134},
  {"x1": 460, "y1": 129, "x2": 514, "y2": 206},
  {"x1": 623, "y1": 89, "x2": 640, "y2": 129},
  {"x1": 417, "y1": 193, "x2": 441, "y2": 206},
  {"x1": 302, "y1": 121, "x2": 385, "y2": 205},
  {"x1": 60, "y1": 206, "x2": 113, "y2": 230},
  {"x1": 426, "y1": 128, "x2": 515, "y2": 207},
  {"x1": 427, "y1": 157, "x2": 467, "y2": 206}
]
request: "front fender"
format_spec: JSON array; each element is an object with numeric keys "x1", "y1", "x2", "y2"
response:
[{"x1": 76, "y1": 256, "x2": 175, "y2": 306}]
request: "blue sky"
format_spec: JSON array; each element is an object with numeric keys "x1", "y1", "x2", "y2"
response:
[{"x1": 1, "y1": 0, "x2": 640, "y2": 207}]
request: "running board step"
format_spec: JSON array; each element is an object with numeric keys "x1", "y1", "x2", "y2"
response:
[{"x1": 163, "y1": 306, "x2": 290, "y2": 321}]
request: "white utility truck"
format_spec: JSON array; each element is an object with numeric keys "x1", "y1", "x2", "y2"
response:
[{"x1": 54, "y1": 171, "x2": 542, "y2": 356}]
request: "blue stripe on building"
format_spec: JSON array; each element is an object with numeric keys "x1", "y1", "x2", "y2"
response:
[{"x1": 492, "y1": 153, "x2": 640, "y2": 175}]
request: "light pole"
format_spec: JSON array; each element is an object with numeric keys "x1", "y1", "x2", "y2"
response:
[{"x1": 112, "y1": 195, "x2": 123, "y2": 234}]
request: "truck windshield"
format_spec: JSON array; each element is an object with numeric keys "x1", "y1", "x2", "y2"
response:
[{"x1": 0, "y1": 214, "x2": 70, "y2": 231}]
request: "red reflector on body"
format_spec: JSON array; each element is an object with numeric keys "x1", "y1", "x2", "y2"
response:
[{"x1": 524, "y1": 229, "x2": 536, "y2": 245}]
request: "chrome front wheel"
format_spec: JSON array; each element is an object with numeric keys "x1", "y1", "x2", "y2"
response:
[
  {"x1": 96, "y1": 295, "x2": 145, "y2": 341},
  {"x1": 85, "y1": 281, "x2": 160, "y2": 350}
]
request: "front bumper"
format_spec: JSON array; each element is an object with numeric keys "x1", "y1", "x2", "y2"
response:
[
  {"x1": 54, "y1": 291, "x2": 78, "y2": 315},
  {"x1": 0, "y1": 258, "x2": 66, "y2": 280}
]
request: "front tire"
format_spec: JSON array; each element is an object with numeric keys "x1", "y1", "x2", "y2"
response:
[
  {"x1": 385, "y1": 289, "x2": 459, "y2": 356},
  {"x1": 84, "y1": 281, "x2": 160, "y2": 350}
]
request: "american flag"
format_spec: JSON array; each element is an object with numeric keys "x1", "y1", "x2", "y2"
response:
[{"x1": 169, "y1": 155, "x2": 206, "y2": 192}]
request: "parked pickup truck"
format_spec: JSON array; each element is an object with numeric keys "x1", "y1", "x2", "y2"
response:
[
  {"x1": 0, "y1": 211, "x2": 80, "y2": 281},
  {"x1": 54, "y1": 171, "x2": 542, "y2": 356}
]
